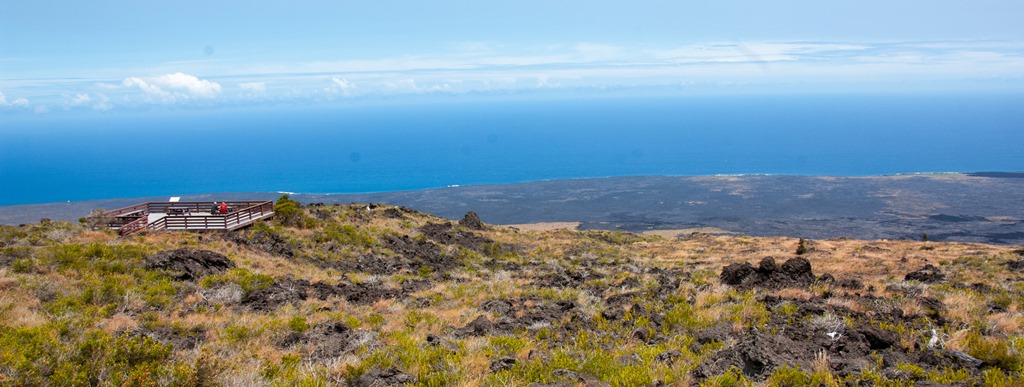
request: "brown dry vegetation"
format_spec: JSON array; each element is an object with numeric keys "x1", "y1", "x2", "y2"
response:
[{"x1": 1, "y1": 204, "x2": 1024, "y2": 386}]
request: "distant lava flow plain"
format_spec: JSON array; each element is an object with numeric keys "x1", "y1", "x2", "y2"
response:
[{"x1": 2, "y1": 174, "x2": 1023, "y2": 245}]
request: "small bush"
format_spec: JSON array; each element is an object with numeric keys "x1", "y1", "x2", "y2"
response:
[
  {"x1": 274, "y1": 194, "x2": 312, "y2": 228},
  {"x1": 896, "y1": 362, "x2": 925, "y2": 379},
  {"x1": 222, "y1": 324, "x2": 258, "y2": 344},
  {"x1": 701, "y1": 366, "x2": 753, "y2": 387},
  {"x1": 0, "y1": 325, "x2": 174, "y2": 386},
  {"x1": 200, "y1": 268, "x2": 274, "y2": 295},
  {"x1": 766, "y1": 365, "x2": 810, "y2": 386},
  {"x1": 287, "y1": 316, "x2": 309, "y2": 333},
  {"x1": 487, "y1": 336, "x2": 527, "y2": 358},
  {"x1": 983, "y1": 368, "x2": 1020, "y2": 385},
  {"x1": 796, "y1": 239, "x2": 807, "y2": 255},
  {"x1": 962, "y1": 331, "x2": 1023, "y2": 372}
]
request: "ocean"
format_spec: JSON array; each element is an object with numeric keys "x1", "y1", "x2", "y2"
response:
[{"x1": 2, "y1": 92, "x2": 1022, "y2": 206}]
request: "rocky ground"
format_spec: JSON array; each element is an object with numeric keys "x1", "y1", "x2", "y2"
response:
[{"x1": 2, "y1": 201, "x2": 1024, "y2": 386}]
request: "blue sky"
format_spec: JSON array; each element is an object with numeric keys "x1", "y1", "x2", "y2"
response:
[{"x1": 2, "y1": 1, "x2": 1023, "y2": 114}]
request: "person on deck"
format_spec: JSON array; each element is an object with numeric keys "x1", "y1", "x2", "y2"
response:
[
  {"x1": 211, "y1": 202, "x2": 220, "y2": 214},
  {"x1": 219, "y1": 202, "x2": 228, "y2": 214}
]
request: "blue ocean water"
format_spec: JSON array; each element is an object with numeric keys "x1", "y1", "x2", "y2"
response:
[{"x1": 2, "y1": 93, "x2": 1023, "y2": 205}]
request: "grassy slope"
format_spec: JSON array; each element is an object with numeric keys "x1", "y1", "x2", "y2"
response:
[{"x1": 1, "y1": 202, "x2": 1023, "y2": 386}]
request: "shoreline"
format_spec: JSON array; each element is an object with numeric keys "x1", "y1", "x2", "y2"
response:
[
  {"x1": 2, "y1": 173, "x2": 1023, "y2": 245},
  {"x1": 4, "y1": 171, "x2": 1021, "y2": 209}
]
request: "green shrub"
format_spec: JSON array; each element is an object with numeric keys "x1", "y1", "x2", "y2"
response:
[
  {"x1": 796, "y1": 238, "x2": 807, "y2": 255},
  {"x1": 700, "y1": 366, "x2": 753, "y2": 387},
  {"x1": 418, "y1": 265, "x2": 434, "y2": 277},
  {"x1": 896, "y1": 362, "x2": 925, "y2": 379},
  {"x1": 200, "y1": 268, "x2": 274, "y2": 294},
  {"x1": 983, "y1": 368, "x2": 1020, "y2": 385},
  {"x1": 315, "y1": 224, "x2": 375, "y2": 247},
  {"x1": 365, "y1": 313, "x2": 385, "y2": 327},
  {"x1": 692, "y1": 269, "x2": 718, "y2": 287},
  {"x1": 288, "y1": 316, "x2": 309, "y2": 333},
  {"x1": 403, "y1": 310, "x2": 438, "y2": 330},
  {"x1": 776, "y1": 302, "x2": 799, "y2": 316},
  {"x1": 139, "y1": 272, "x2": 179, "y2": 309},
  {"x1": 487, "y1": 336, "x2": 527, "y2": 358},
  {"x1": 925, "y1": 366, "x2": 972, "y2": 384},
  {"x1": 0, "y1": 325, "x2": 173, "y2": 386},
  {"x1": 274, "y1": 194, "x2": 312, "y2": 228},
  {"x1": 962, "y1": 331, "x2": 1023, "y2": 372},
  {"x1": 767, "y1": 365, "x2": 810, "y2": 386},
  {"x1": 11, "y1": 257, "x2": 37, "y2": 273},
  {"x1": 664, "y1": 301, "x2": 706, "y2": 331},
  {"x1": 222, "y1": 323, "x2": 258, "y2": 344}
]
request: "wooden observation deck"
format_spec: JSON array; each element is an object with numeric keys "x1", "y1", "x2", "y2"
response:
[{"x1": 101, "y1": 201, "x2": 274, "y2": 235}]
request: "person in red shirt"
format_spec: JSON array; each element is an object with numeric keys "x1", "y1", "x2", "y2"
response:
[{"x1": 219, "y1": 202, "x2": 228, "y2": 214}]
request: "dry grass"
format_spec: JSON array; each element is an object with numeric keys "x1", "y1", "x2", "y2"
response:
[
  {"x1": 0, "y1": 273, "x2": 45, "y2": 328},
  {"x1": 944, "y1": 292, "x2": 985, "y2": 325},
  {"x1": 98, "y1": 313, "x2": 139, "y2": 333},
  {"x1": 987, "y1": 313, "x2": 1023, "y2": 336},
  {"x1": 4, "y1": 205, "x2": 1024, "y2": 386}
]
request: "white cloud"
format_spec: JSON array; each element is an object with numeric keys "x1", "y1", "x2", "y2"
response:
[
  {"x1": 239, "y1": 82, "x2": 266, "y2": 92},
  {"x1": 325, "y1": 77, "x2": 355, "y2": 96},
  {"x1": 0, "y1": 91, "x2": 29, "y2": 108},
  {"x1": 154, "y1": 72, "x2": 221, "y2": 97},
  {"x1": 70, "y1": 93, "x2": 91, "y2": 105},
  {"x1": 121, "y1": 72, "x2": 221, "y2": 102},
  {"x1": 122, "y1": 77, "x2": 172, "y2": 100},
  {"x1": 92, "y1": 94, "x2": 112, "y2": 111},
  {"x1": 6, "y1": 39, "x2": 1024, "y2": 110}
]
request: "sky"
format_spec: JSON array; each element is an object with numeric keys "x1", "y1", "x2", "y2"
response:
[{"x1": 2, "y1": 1, "x2": 1023, "y2": 114}]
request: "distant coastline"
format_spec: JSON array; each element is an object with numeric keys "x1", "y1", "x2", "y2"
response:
[{"x1": 2, "y1": 173, "x2": 1022, "y2": 245}]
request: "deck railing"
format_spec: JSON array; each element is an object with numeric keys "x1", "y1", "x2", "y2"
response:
[
  {"x1": 102, "y1": 201, "x2": 274, "y2": 234},
  {"x1": 118, "y1": 216, "x2": 149, "y2": 235}
]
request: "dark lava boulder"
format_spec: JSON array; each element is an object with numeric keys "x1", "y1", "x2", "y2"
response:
[
  {"x1": 419, "y1": 221, "x2": 494, "y2": 250},
  {"x1": 490, "y1": 357, "x2": 516, "y2": 373},
  {"x1": 459, "y1": 211, "x2": 487, "y2": 230},
  {"x1": 721, "y1": 262, "x2": 757, "y2": 286},
  {"x1": 1004, "y1": 260, "x2": 1024, "y2": 272},
  {"x1": 382, "y1": 234, "x2": 459, "y2": 273},
  {"x1": 242, "y1": 281, "x2": 307, "y2": 312},
  {"x1": 353, "y1": 367, "x2": 416, "y2": 387},
  {"x1": 720, "y1": 257, "x2": 816, "y2": 289},
  {"x1": 480, "y1": 298, "x2": 515, "y2": 317},
  {"x1": 860, "y1": 326, "x2": 897, "y2": 350},
  {"x1": 654, "y1": 349, "x2": 682, "y2": 363},
  {"x1": 905, "y1": 265, "x2": 946, "y2": 283},
  {"x1": 454, "y1": 315, "x2": 496, "y2": 337},
  {"x1": 838, "y1": 278, "x2": 864, "y2": 290},
  {"x1": 780, "y1": 257, "x2": 815, "y2": 283},
  {"x1": 226, "y1": 228, "x2": 294, "y2": 257},
  {"x1": 693, "y1": 331, "x2": 812, "y2": 381},
  {"x1": 426, "y1": 334, "x2": 460, "y2": 353},
  {"x1": 277, "y1": 321, "x2": 375, "y2": 360},
  {"x1": 144, "y1": 248, "x2": 234, "y2": 280},
  {"x1": 241, "y1": 279, "x2": 401, "y2": 312}
]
